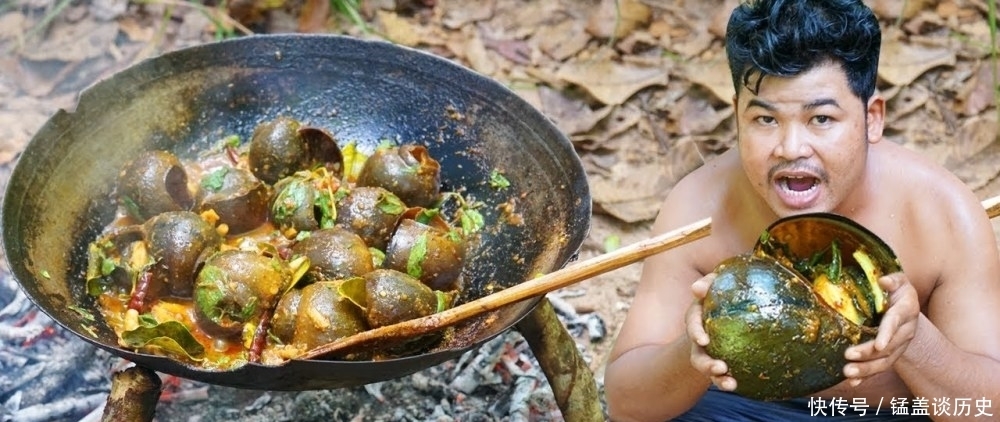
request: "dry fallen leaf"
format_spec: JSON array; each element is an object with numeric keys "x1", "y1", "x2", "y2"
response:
[
  {"x1": 463, "y1": 32, "x2": 498, "y2": 76},
  {"x1": 89, "y1": 0, "x2": 128, "y2": 21},
  {"x1": 482, "y1": 36, "x2": 533, "y2": 65},
  {"x1": 556, "y1": 59, "x2": 667, "y2": 106},
  {"x1": 587, "y1": 126, "x2": 704, "y2": 223},
  {"x1": 117, "y1": 16, "x2": 154, "y2": 43},
  {"x1": 377, "y1": 10, "x2": 422, "y2": 47},
  {"x1": 534, "y1": 19, "x2": 591, "y2": 62},
  {"x1": 947, "y1": 114, "x2": 998, "y2": 168},
  {"x1": 19, "y1": 19, "x2": 118, "y2": 63},
  {"x1": 0, "y1": 95, "x2": 64, "y2": 165},
  {"x1": 878, "y1": 38, "x2": 957, "y2": 87},
  {"x1": 886, "y1": 83, "x2": 931, "y2": 121},
  {"x1": 869, "y1": 0, "x2": 934, "y2": 21},
  {"x1": 539, "y1": 86, "x2": 615, "y2": 137},
  {"x1": 961, "y1": 61, "x2": 997, "y2": 117},
  {"x1": 297, "y1": 0, "x2": 331, "y2": 33},
  {"x1": 948, "y1": 116, "x2": 1000, "y2": 191},
  {"x1": 0, "y1": 12, "x2": 27, "y2": 41},
  {"x1": 710, "y1": 0, "x2": 740, "y2": 38},
  {"x1": 673, "y1": 29, "x2": 716, "y2": 59},
  {"x1": 676, "y1": 94, "x2": 733, "y2": 135},
  {"x1": 441, "y1": 0, "x2": 496, "y2": 29},
  {"x1": 572, "y1": 103, "x2": 643, "y2": 149},
  {"x1": 683, "y1": 54, "x2": 734, "y2": 103},
  {"x1": 589, "y1": 159, "x2": 670, "y2": 222},
  {"x1": 586, "y1": 0, "x2": 652, "y2": 40},
  {"x1": 488, "y1": 0, "x2": 560, "y2": 40}
]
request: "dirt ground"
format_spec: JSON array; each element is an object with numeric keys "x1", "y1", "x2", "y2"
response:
[{"x1": 4, "y1": 0, "x2": 1000, "y2": 420}]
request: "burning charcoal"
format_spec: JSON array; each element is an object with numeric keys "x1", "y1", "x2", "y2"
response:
[
  {"x1": 0, "y1": 289, "x2": 29, "y2": 319},
  {"x1": 0, "y1": 315, "x2": 47, "y2": 343},
  {"x1": 585, "y1": 314, "x2": 607, "y2": 342},
  {"x1": 10, "y1": 393, "x2": 106, "y2": 422},
  {"x1": 0, "y1": 349, "x2": 29, "y2": 368},
  {"x1": 508, "y1": 376, "x2": 538, "y2": 422},
  {"x1": 547, "y1": 294, "x2": 607, "y2": 341},
  {"x1": 363, "y1": 383, "x2": 386, "y2": 402},
  {"x1": 449, "y1": 335, "x2": 508, "y2": 394}
]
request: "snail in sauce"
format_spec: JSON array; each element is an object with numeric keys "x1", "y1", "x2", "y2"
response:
[{"x1": 85, "y1": 117, "x2": 489, "y2": 370}]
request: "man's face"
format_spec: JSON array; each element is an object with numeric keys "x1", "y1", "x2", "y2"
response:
[{"x1": 735, "y1": 61, "x2": 881, "y2": 217}]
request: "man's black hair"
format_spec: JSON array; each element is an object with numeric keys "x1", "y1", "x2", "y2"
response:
[{"x1": 725, "y1": 0, "x2": 881, "y2": 102}]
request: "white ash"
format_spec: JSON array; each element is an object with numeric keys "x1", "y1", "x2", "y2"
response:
[
  {"x1": 1, "y1": 266, "x2": 609, "y2": 421},
  {"x1": 549, "y1": 293, "x2": 608, "y2": 342}
]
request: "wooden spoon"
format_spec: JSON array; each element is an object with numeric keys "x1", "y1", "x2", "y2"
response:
[
  {"x1": 295, "y1": 194, "x2": 1000, "y2": 361},
  {"x1": 293, "y1": 216, "x2": 711, "y2": 360}
]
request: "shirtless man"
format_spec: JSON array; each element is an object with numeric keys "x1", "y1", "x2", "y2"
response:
[{"x1": 603, "y1": 0, "x2": 1000, "y2": 421}]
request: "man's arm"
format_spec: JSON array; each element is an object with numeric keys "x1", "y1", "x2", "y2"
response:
[
  {"x1": 847, "y1": 191, "x2": 1000, "y2": 421},
  {"x1": 604, "y1": 184, "x2": 718, "y2": 421}
]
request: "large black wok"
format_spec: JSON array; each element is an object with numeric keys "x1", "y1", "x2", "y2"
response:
[{"x1": 1, "y1": 34, "x2": 591, "y2": 390}]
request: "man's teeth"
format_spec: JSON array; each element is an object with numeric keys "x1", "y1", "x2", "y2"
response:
[{"x1": 782, "y1": 176, "x2": 817, "y2": 193}]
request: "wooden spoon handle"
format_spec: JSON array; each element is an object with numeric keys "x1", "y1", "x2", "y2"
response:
[
  {"x1": 985, "y1": 194, "x2": 1000, "y2": 219},
  {"x1": 296, "y1": 216, "x2": 712, "y2": 360}
]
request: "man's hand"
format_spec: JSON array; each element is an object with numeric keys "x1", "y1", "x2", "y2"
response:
[
  {"x1": 843, "y1": 272, "x2": 920, "y2": 386},
  {"x1": 687, "y1": 273, "x2": 738, "y2": 391}
]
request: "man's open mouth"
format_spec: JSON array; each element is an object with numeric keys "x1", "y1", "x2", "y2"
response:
[{"x1": 779, "y1": 175, "x2": 819, "y2": 193}]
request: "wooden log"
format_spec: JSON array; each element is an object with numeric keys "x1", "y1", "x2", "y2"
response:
[
  {"x1": 101, "y1": 366, "x2": 162, "y2": 422},
  {"x1": 518, "y1": 298, "x2": 606, "y2": 421}
]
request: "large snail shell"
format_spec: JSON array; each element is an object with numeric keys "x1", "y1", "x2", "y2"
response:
[{"x1": 703, "y1": 213, "x2": 901, "y2": 401}]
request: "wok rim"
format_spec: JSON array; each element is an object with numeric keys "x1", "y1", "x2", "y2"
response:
[{"x1": 1, "y1": 33, "x2": 592, "y2": 390}]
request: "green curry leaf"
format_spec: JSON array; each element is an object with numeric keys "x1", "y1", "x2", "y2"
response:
[
  {"x1": 86, "y1": 240, "x2": 121, "y2": 296},
  {"x1": 273, "y1": 180, "x2": 311, "y2": 220},
  {"x1": 369, "y1": 247, "x2": 386, "y2": 268},
  {"x1": 406, "y1": 233, "x2": 429, "y2": 279},
  {"x1": 377, "y1": 192, "x2": 406, "y2": 215},
  {"x1": 435, "y1": 290, "x2": 453, "y2": 313},
  {"x1": 489, "y1": 170, "x2": 510, "y2": 189},
  {"x1": 201, "y1": 167, "x2": 230, "y2": 192},
  {"x1": 459, "y1": 208, "x2": 485, "y2": 235},
  {"x1": 338, "y1": 277, "x2": 368, "y2": 310},
  {"x1": 222, "y1": 134, "x2": 241, "y2": 148},
  {"x1": 121, "y1": 320, "x2": 205, "y2": 360},
  {"x1": 341, "y1": 142, "x2": 369, "y2": 183},
  {"x1": 826, "y1": 240, "x2": 842, "y2": 283},
  {"x1": 121, "y1": 195, "x2": 142, "y2": 220},
  {"x1": 414, "y1": 208, "x2": 439, "y2": 225},
  {"x1": 315, "y1": 192, "x2": 336, "y2": 229},
  {"x1": 194, "y1": 266, "x2": 227, "y2": 322},
  {"x1": 68, "y1": 305, "x2": 95, "y2": 321}
]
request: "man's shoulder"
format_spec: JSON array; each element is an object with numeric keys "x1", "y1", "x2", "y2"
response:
[
  {"x1": 873, "y1": 141, "x2": 978, "y2": 211},
  {"x1": 671, "y1": 149, "x2": 740, "y2": 197},
  {"x1": 869, "y1": 141, "x2": 996, "y2": 276}
]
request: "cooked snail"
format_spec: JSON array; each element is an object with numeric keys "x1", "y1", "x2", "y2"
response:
[{"x1": 86, "y1": 117, "x2": 486, "y2": 370}]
